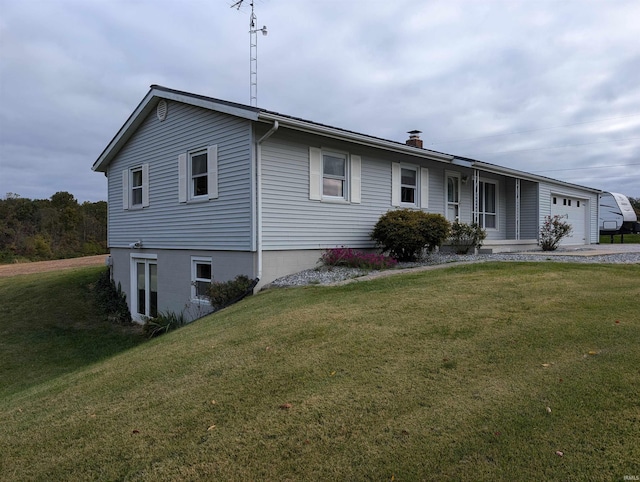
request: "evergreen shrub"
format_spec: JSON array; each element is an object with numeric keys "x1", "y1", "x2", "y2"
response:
[{"x1": 371, "y1": 209, "x2": 451, "y2": 261}]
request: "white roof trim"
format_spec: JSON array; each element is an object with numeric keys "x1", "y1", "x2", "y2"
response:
[
  {"x1": 473, "y1": 160, "x2": 602, "y2": 193},
  {"x1": 92, "y1": 86, "x2": 259, "y2": 172}
]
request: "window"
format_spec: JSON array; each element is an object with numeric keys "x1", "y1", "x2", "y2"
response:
[
  {"x1": 122, "y1": 164, "x2": 149, "y2": 210},
  {"x1": 131, "y1": 168, "x2": 143, "y2": 206},
  {"x1": 190, "y1": 150, "x2": 208, "y2": 198},
  {"x1": 309, "y1": 147, "x2": 361, "y2": 203},
  {"x1": 191, "y1": 257, "x2": 212, "y2": 302},
  {"x1": 322, "y1": 151, "x2": 346, "y2": 198},
  {"x1": 392, "y1": 163, "x2": 428, "y2": 208},
  {"x1": 478, "y1": 181, "x2": 497, "y2": 229},
  {"x1": 178, "y1": 145, "x2": 218, "y2": 203},
  {"x1": 401, "y1": 167, "x2": 417, "y2": 204}
]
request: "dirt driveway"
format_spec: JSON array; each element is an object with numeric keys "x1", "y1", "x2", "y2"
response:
[{"x1": 0, "y1": 255, "x2": 107, "y2": 278}]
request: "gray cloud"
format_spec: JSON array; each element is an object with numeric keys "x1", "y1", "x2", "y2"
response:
[{"x1": 1, "y1": 0, "x2": 638, "y2": 201}]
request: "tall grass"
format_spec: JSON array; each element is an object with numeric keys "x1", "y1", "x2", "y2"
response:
[{"x1": 1, "y1": 263, "x2": 639, "y2": 480}]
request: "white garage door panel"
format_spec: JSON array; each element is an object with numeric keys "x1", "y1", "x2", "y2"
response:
[{"x1": 550, "y1": 195, "x2": 586, "y2": 245}]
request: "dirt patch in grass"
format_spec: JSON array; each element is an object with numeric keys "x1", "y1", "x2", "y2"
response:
[{"x1": 0, "y1": 255, "x2": 106, "y2": 278}]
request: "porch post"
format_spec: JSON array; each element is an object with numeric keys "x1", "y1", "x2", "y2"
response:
[
  {"x1": 515, "y1": 178, "x2": 521, "y2": 240},
  {"x1": 473, "y1": 169, "x2": 480, "y2": 225}
]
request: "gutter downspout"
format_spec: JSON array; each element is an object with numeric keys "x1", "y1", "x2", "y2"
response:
[{"x1": 256, "y1": 121, "x2": 279, "y2": 283}]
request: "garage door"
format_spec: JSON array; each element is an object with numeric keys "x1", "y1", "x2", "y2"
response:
[{"x1": 550, "y1": 195, "x2": 586, "y2": 245}]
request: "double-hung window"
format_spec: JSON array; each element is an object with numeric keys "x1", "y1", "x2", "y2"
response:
[
  {"x1": 309, "y1": 147, "x2": 361, "y2": 203},
  {"x1": 178, "y1": 145, "x2": 218, "y2": 203},
  {"x1": 122, "y1": 163, "x2": 149, "y2": 209},
  {"x1": 322, "y1": 151, "x2": 347, "y2": 198},
  {"x1": 392, "y1": 163, "x2": 428, "y2": 208},
  {"x1": 479, "y1": 180, "x2": 497, "y2": 229},
  {"x1": 190, "y1": 150, "x2": 208, "y2": 198},
  {"x1": 131, "y1": 168, "x2": 143, "y2": 206},
  {"x1": 191, "y1": 257, "x2": 212, "y2": 302},
  {"x1": 401, "y1": 167, "x2": 418, "y2": 204}
]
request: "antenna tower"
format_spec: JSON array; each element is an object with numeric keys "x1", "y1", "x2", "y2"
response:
[{"x1": 231, "y1": 0, "x2": 267, "y2": 107}]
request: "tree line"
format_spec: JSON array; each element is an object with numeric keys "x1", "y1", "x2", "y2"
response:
[{"x1": 0, "y1": 192, "x2": 107, "y2": 263}]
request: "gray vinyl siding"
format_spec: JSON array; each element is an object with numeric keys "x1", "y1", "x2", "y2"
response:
[
  {"x1": 520, "y1": 180, "x2": 539, "y2": 239},
  {"x1": 261, "y1": 136, "x2": 384, "y2": 249},
  {"x1": 260, "y1": 132, "x2": 452, "y2": 250},
  {"x1": 538, "y1": 181, "x2": 599, "y2": 244},
  {"x1": 107, "y1": 101, "x2": 253, "y2": 250}
]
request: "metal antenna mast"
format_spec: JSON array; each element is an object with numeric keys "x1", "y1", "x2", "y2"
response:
[{"x1": 232, "y1": 0, "x2": 267, "y2": 107}]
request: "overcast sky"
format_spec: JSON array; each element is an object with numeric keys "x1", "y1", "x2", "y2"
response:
[{"x1": 1, "y1": 0, "x2": 639, "y2": 203}]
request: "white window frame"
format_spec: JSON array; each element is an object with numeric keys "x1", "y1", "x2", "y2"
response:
[
  {"x1": 190, "y1": 148, "x2": 209, "y2": 199},
  {"x1": 179, "y1": 145, "x2": 218, "y2": 203},
  {"x1": 400, "y1": 166, "x2": 418, "y2": 206},
  {"x1": 191, "y1": 256, "x2": 212, "y2": 304},
  {"x1": 129, "y1": 253, "x2": 158, "y2": 323},
  {"x1": 393, "y1": 163, "x2": 428, "y2": 209},
  {"x1": 122, "y1": 163, "x2": 149, "y2": 210},
  {"x1": 309, "y1": 147, "x2": 361, "y2": 204},
  {"x1": 322, "y1": 150, "x2": 348, "y2": 200},
  {"x1": 131, "y1": 167, "x2": 144, "y2": 206},
  {"x1": 478, "y1": 179, "x2": 499, "y2": 230}
]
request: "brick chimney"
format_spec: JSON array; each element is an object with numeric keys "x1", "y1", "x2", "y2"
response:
[{"x1": 406, "y1": 130, "x2": 423, "y2": 149}]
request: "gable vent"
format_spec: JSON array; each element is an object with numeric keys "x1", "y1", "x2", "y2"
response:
[{"x1": 156, "y1": 100, "x2": 168, "y2": 122}]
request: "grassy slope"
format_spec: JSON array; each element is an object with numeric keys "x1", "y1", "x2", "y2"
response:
[
  {"x1": 0, "y1": 267, "x2": 144, "y2": 397},
  {"x1": 1, "y1": 263, "x2": 639, "y2": 481}
]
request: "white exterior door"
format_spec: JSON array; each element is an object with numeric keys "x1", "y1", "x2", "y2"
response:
[
  {"x1": 446, "y1": 173, "x2": 460, "y2": 222},
  {"x1": 131, "y1": 255, "x2": 158, "y2": 321},
  {"x1": 550, "y1": 195, "x2": 587, "y2": 245}
]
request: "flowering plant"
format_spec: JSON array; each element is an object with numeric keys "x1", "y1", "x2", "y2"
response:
[
  {"x1": 320, "y1": 247, "x2": 398, "y2": 270},
  {"x1": 539, "y1": 215, "x2": 572, "y2": 251}
]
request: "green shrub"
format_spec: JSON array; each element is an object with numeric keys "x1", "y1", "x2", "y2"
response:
[
  {"x1": 207, "y1": 275, "x2": 257, "y2": 310},
  {"x1": 143, "y1": 310, "x2": 187, "y2": 338},
  {"x1": 370, "y1": 209, "x2": 451, "y2": 261},
  {"x1": 449, "y1": 221, "x2": 487, "y2": 254},
  {"x1": 92, "y1": 268, "x2": 131, "y2": 324},
  {"x1": 539, "y1": 214, "x2": 573, "y2": 251}
]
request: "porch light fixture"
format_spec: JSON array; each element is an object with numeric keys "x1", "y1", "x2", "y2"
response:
[{"x1": 461, "y1": 175, "x2": 469, "y2": 184}]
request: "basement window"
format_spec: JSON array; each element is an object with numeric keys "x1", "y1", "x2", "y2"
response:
[{"x1": 191, "y1": 257, "x2": 212, "y2": 303}]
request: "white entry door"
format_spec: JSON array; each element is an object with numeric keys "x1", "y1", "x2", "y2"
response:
[
  {"x1": 446, "y1": 173, "x2": 460, "y2": 221},
  {"x1": 131, "y1": 256, "x2": 157, "y2": 321}
]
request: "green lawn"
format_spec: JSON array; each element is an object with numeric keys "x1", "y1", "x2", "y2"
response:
[
  {"x1": 600, "y1": 233, "x2": 640, "y2": 244},
  {"x1": 1, "y1": 263, "x2": 639, "y2": 481},
  {"x1": 0, "y1": 267, "x2": 144, "y2": 397}
]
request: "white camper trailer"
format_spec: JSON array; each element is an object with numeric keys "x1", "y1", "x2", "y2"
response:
[{"x1": 599, "y1": 192, "x2": 639, "y2": 235}]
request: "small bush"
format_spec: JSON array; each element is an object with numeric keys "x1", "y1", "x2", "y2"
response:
[
  {"x1": 320, "y1": 247, "x2": 397, "y2": 270},
  {"x1": 92, "y1": 268, "x2": 131, "y2": 324},
  {"x1": 207, "y1": 275, "x2": 257, "y2": 310},
  {"x1": 371, "y1": 209, "x2": 451, "y2": 262},
  {"x1": 143, "y1": 311, "x2": 186, "y2": 338},
  {"x1": 539, "y1": 214, "x2": 573, "y2": 251},
  {"x1": 449, "y1": 221, "x2": 487, "y2": 254}
]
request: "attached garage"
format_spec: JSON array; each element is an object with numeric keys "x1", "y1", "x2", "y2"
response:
[{"x1": 551, "y1": 194, "x2": 587, "y2": 245}]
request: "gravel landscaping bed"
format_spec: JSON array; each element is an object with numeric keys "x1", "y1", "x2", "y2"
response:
[{"x1": 266, "y1": 250, "x2": 640, "y2": 288}]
